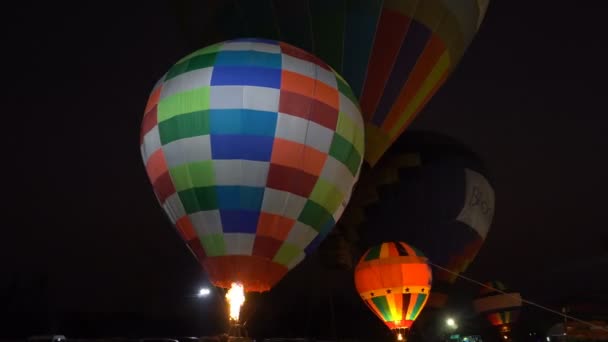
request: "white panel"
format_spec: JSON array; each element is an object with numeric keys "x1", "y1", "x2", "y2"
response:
[
  {"x1": 285, "y1": 222, "x2": 318, "y2": 250},
  {"x1": 223, "y1": 233, "x2": 255, "y2": 255},
  {"x1": 281, "y1": 54, "x2": 315, "y2": 78},
  {"x1": 286, "y1": 251, "x2": 306, "y2": 270},
  {"x1": 213, "y1": 160, "x2": 269, "y2": 187},
  {"x1": 473, "y1": 293, "x2": 522, "y2": 313},
  {"x1": 189, "y1": 210, "x2": 223, "y2": 235},
  {"x1": 275, "y1": 113, "x2": 308, "y2": 144},
  {"x1": 210, "y1": 86, "x2": 244, "y2": 109},
  {"x1": 261, "y1": 188, "x2": 307, "y2": 219},
  {"x1": 160, "y1": 68, "x2": 213, "y2": 100},
  {"x1": 142, "y1": 126, "x2": 161, "y2": 162},
  {"x1": 315, "y1": 65, "x2": 337, "y2": 88},
  {"x1": 339, "y1": 93, "x2": 364, "y2": 128},
  {"x1": 456, "y1": 168, "x2": 495, "y2": 239},
  {"x1": 243, "y1": 86, "x2": 280, "y2": 112},
  {"x1": 163, "y1": 135, "x2": 212, "y2": 168},
  {"x1": 304, "y1": 121, "x2": 333, "y2": 153},
  {"x1": 221, "y1": 41, "x2": 281, "y2": 54},
  {"x1": 319, "y1": 156, "x2": 355, "y2": 195},
  {"x1": 162, "y1": 193, "x2": 187, "y2": 223}
]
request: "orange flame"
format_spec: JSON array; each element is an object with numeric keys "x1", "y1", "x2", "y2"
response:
[{"x1": 225, "y1": 282, "x2": 245, "y2": 322}]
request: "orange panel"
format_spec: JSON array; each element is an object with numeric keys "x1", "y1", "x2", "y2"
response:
[
  {"x1": 271, "y1": 138, "x2": 327, "y2": 176},
  {"x1": 145, "y1": 85, "x2": 162, "y2": 113},
  {"x1": 176, "y1": 216, "x2": 196, "y2": 241},
  {"x1": 257, "y1": 212, "x2": 295, "y2": 241},
  {"x1": 281, "y1": 70, "x2": 315, "y2": 97},
  {"x1": 145, "y1": 149, "x2": 168, "y2": 183}
]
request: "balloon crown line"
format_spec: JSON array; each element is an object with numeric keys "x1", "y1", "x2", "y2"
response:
[{"x1": 428, "y1": 262, "x2": 608, "y2": 332}]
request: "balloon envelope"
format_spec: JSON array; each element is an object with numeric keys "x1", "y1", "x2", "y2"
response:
[
  {"x1": 175, "y1": 0, "x2": 490, "y2": 165},
  {"x1": 140, "y1": 39, "x2": 364, "y2": 292},
  {"x1": 354, "y1": 241, "x2": 433, "y2": 331}
]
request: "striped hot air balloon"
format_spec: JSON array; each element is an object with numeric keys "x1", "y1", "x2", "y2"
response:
[
  {"x1": 174, "y1": 0, "x2": 490, "y2": 165},
  {"x1": 354, "y1": 241, "x2": 433, "y2": 340},
  {"x1": 140, "y1": 38, "x2": 364, "y2": 292}
]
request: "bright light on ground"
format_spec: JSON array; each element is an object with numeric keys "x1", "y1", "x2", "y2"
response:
[
  {"x1": 446, "y1": 318, "x2": 456, "y2": 327},
  {"x1": 198, "y1": 288, "x2": 211, "y2": 297},
  {"x1": 226, "y1": 282, "x2": 245, "y2": 322}
]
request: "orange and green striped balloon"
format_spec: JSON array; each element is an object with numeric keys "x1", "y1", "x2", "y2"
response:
[{"x1": 354, "y1": 241, "x2": 433, "y2": 335}]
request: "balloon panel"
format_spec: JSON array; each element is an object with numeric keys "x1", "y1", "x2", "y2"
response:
[
  {"x1": 140, "y1": 39, "x2": 364, "y2": 292},
  {"x1": 354, "y1": 241, "x2": 432, "y2": 330}
]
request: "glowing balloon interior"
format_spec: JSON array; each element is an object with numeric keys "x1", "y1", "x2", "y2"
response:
[{"x1": 140, "y1": 38, "x2": 364, "y2": 293}]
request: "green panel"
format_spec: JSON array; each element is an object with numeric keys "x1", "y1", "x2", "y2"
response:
[
  {"x1": 336, "y1": 111, "x2": 364, "y2": 155},
  {"x1": 298, "y1": 200, "x2": 333, "y2": 231},
  {"x1": 158, "y1": 109, "x2": 210, "y2": 145},
  {"x1": 409, "y1": 293, "x2": 428, "y2": 320},
  {"x1": 309, "y1": 178, "x2": 343, "y2": 214},
  {"x1": 329, "y1": 133, "x2": 361, "y2": 175},
  {"x1": 167, "y1": 53, "x2": 218, "y2": 80},
  {"x1": 178, "y1": 187, "x2": 218, "y2": 214},
  {"x1": 169, "y1": 161, "x2": 215, "y2": 191},
  {"x1": 200, "y1": 234, "x2": 225, "y2": 256},
  {"x1": 365, "y1": 244, "x2": 381, "y2": 261},
  {"x1": 337, "y1": 74, "x2": 359, "y2": 105},
  {"x1": 177, "y1": 42, "x2": 224, "y2": 64},
  {"x1": 273, "y1": 243, "x2": 301, "y2": 266},
  {"x1": 309, "y1": 0, "x2": 345, "y2": 72},
  {"x1": 157, "y1": 86, "x2": 211, "y2": 123},
  {"x1": 371, "y1": 296, "x2": 392, "y2": 321}
]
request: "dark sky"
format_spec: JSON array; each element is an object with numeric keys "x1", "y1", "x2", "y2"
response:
[{"x1": 3, "y1": 0, "x2": 607, "y2": 323}]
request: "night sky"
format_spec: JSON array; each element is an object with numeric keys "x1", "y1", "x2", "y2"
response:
[{"x1": 3, "y1": 0, "x2": 607, "y2": 335}]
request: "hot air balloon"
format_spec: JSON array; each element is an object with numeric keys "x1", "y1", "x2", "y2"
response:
[
  {"x1": 140, "y1": 38, "x2": 365, "y2": 322},
  {"x1": 473, "y1": 281, "x2": 523, "y2": 341},
  {"x1": 336, "y1": 131, "x2": 495, "y2": 334},
  {"x1": 354, "y1": 241, "x2": 433, "y2": 341},
  {"x1": 173, "y1": 0, "x2": 490, "y2": 165}
]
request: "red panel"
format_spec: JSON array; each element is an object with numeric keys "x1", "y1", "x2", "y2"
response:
[
  {"x1": 187, "y1": 238, "x2": 206, "y2": 261},
  {"x1": 153, "y1": 171, "x2": 176, "y2": 203},
  {"x1": 359, "y1": 10, "x2": 411, "y2": 120},
  {"x1": 140, "y1": 104, "x2": 158, "y2": 144},
  {"x1": 252, "y1": 235, "x2": 283, "y2": 259},
  {"x1": 279, "y1": 42, "x2": 331, "y2": 70},
  {"x1": 279, "y1": 91, "x2": 338, "y2": 130},
  {"x1": 267, "y1": 164, "x2": 317, "y2": 197}
]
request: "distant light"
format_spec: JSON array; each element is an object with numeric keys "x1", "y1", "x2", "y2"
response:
[
  {"x1": 503, "y1": 335, "x2": 508, "y2": 340},
  {"x1": 198, "y1": 288, "x2": 211, "y2": 297},
  {"x1": 546, "y1": 337, "x2": 551, "y2": 342},
  {"x1": 446, "y1": 318, "x2": 456, "y2": 327}
]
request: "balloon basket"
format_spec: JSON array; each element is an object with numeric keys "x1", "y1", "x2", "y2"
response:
[{"x1": 227, "y1": 321, "x2": 251, "y2": 342}]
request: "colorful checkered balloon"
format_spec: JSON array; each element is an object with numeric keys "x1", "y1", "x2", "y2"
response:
[{"x1": 140, "y1": 38, "x2": 364, "y2": 292}]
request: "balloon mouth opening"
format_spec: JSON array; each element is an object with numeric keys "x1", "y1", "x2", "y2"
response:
[{"x1": 202, "y1": 255, "x2": 288, "y2": 292}]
